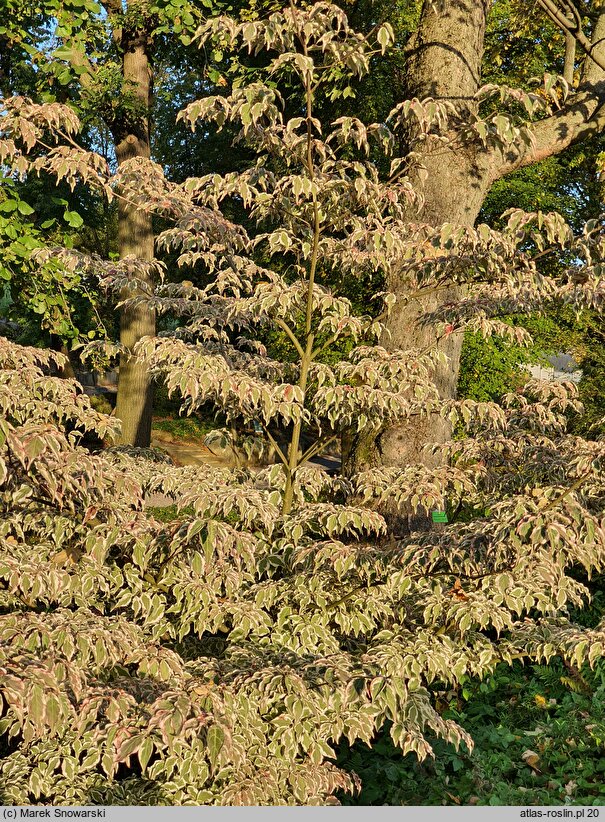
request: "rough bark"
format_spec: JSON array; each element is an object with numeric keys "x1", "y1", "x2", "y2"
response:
[
  {"x1": 109, "y1": 5, "x2": 156, "y2": 447},
  {"x1": 353, "y1": 0, "x2": 492, "y2": 475},
  {"x1": 359, "y1": 0, "x2": 605, "y2": 479}
]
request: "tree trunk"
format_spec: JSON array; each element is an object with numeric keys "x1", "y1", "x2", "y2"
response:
[
  {"x1": 111, "y1": 19, "x2": 155, "y2": 447},
  {"x1": 356, "y1": 0, "x2": 492, "y2": 472},
  {"x1": 49, "y1": 335, "x2": 77, "y2": 380},
  {"x1": 355, "y1": 1, "x2": 605, "y2": 477}
]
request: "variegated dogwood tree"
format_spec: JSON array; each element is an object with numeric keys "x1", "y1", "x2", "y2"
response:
[{"x1": 1, "y1": 0, "x2": 605, "y2": 806}]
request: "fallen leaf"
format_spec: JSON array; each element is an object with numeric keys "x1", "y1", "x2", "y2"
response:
[{"x1": 522, "y1": 749, "x2": 541, "y2": 773}]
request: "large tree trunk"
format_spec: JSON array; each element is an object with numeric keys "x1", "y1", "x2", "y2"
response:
[
  {"x1": 354, "y1": 0, "x2": 605, "y2": 477},
  {"x1": 348, "y1": 0, "x2": 492, "y2": 474},
  {"x1": 111, "y1": 19, "x2": 155, "y2": 447}
]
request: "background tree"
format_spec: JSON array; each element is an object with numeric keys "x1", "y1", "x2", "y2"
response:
[
  {"x1": 1, "y1": 0, "x2": 212, "y2": 446},
  {"x1": 102, "y1": 0, "x2": 157, "y2": 446},
  {"x1": 348, "y1": 0, "x2": 605, "y2": 471}
]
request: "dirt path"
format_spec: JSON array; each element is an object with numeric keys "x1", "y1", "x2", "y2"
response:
[
  {"x1": 150, "y1": 436, "x2": 227, "y2": 468},
  {"x1": 145, "y1": 434, "x2": 341, "y2": 508},
  {"x1": 144, "y1": 436, "x2": 232, "y2": 508}
]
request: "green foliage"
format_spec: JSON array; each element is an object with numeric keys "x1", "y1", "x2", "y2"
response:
[
  {"x1": 339, "y1": 660, "x2": 605, "y2": 806},
  {"x1": 147, "y1": 503, "x2": 195, "y2": 522},
  {"x1": 89, "y1": 394, "x2": 113, "y2": 416},
  {"x1": 458, "y1": 331, "x2": 528, "y2": 402},
  {"x1": 0, "y1": 178, "x2": 106, "y2": 344},
  {"x1": 458, "y1": 310, "x2": 583, "y2": 404},
  {"x1": 483, "y1": 0, "x2": 564, "y2": 88},
  {"x1": 152, "y1": 415, "x2": 220, "y2": 441}
]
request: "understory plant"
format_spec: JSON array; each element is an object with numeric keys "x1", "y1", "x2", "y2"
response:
[
  {"x1": 339, "y1": 657, "x2": 605, "y2": 806},
  {"x1": 1, "y1": 1, "x2": 605, "y2": 805}
]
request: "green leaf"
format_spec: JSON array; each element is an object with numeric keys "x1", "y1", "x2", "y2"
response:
[
  {"x1": 44, "y1": 694, "x2": 62, "y2": 732},
  {"x1": 117, "y1": 734, "x2": 145, "y2": 761},
  {"x1": 57, "y1": 69, "x2": 73, "y2": 85},
  {"x1": 63, "y1": 210, "x2": 84, "y2": 228},
  {"x1": 29, "y1": 685, "x2": 45, "y2": 731},
  {"x1": 24, "y1": 435, "x2": 46, "y2": 460}
]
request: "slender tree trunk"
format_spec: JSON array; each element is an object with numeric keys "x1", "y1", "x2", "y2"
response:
[{"x1": 111, "y1": 20, "x2": 155, "y2": 447}]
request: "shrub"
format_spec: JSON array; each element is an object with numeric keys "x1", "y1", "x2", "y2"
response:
[{"x1": 1, "y1": 1, "x2": 605, "y2": 805}]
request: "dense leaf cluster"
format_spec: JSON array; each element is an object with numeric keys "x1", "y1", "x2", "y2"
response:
[{"x1": 2, "y1": 0, "x2": 605, "y2": 805}]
